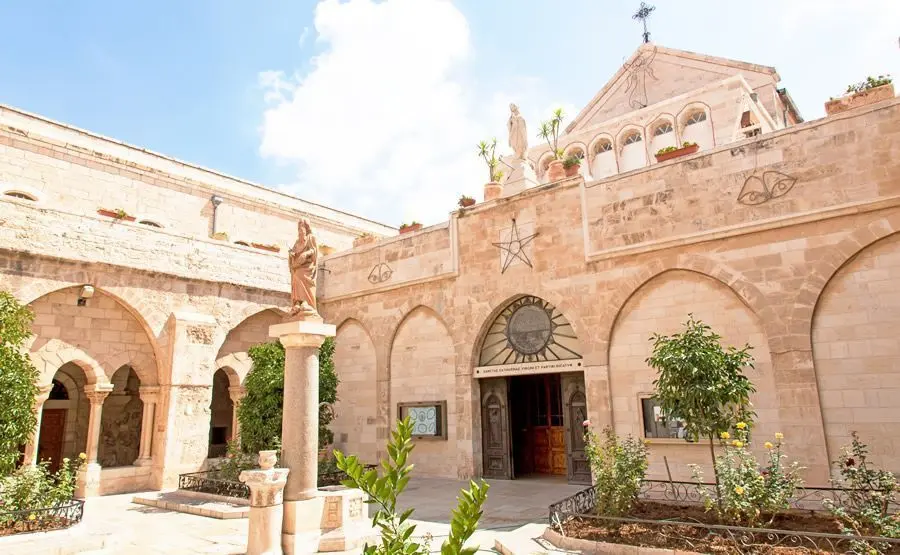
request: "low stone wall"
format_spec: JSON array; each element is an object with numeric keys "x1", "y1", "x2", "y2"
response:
[{"x1": 97, "y1": 465, "x2": 152, "y2": 496}]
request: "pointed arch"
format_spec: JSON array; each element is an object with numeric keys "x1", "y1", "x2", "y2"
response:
[
  {"x1": 616, "y1": 124, "x2": 647, "y2": 172},
  {"x1": 587, "y1": 132, "x2": 618, "y2": 179},
  {"x1": 677, "y1": 101, "x2": 715, "y2": 149}
]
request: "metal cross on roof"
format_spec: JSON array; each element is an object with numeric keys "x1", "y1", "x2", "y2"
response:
[{"x1": 632, "y1": 2, "x2": 656, "y2": 44}]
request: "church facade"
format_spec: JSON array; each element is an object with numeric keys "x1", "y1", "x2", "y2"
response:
[
  {"x1": 319, "y1": 45, "x2": 900, "y2": 486},
  {"x1": 1, "y1": 43, "x2": 898, "y2": 495}
]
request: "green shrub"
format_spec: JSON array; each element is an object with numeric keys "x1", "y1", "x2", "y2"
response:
[
  {"x1": 237, "y1": 337, "x2": 338, "y2": 453},
  {"x1": 0, "y1": 291, "x2": 40, "y2": 476},
  {"x1": 691, "y1": 426, "x2": 803, "y2": 526},
  {"x1": 824, "y1": 433, "x2": 899, "y2": 553},
  {"x1": 846, "y1": 75, "x2": 892, "y2": 94},
  {"x1": 584, "y1": 425, "x2": 648, "y2": 516},
  {"x1": 0, "y1": 454, "x2": 84, "y2": 521},
  {"x1": 336, "y1": 417, "x2": 489, "y2": 555}
]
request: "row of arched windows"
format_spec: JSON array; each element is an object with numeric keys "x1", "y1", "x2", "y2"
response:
[
  {"x1": 4, "y1": 189, "x2": 166, "y2": 229},
  {"x1": 536, "y1": 107, "x2": 714, "y2": 183}
]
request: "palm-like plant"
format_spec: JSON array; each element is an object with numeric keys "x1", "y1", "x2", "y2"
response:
[
  {"x1": 476, "y1": 139, "x2": 502, "y2": 182},
  {"x1": 537, "y1": 108, "x2": 566, "y2": 160}
]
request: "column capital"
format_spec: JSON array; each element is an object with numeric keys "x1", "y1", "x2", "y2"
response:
[
  {"x1": 36, "y1": 384, "x2": 53, "y2": 405},
  {"x1": 228, "y1": 385, "x2": 246, "y2": 404},
  {"x1": 138, "y1": 385, "x2": 161, "y2": 404},
  {"x1": 269, "y1": 319, "x2": 335, "y2": 348},
  {"x1": 85, "y1": 384, "x2": 114, "y2": 405}
]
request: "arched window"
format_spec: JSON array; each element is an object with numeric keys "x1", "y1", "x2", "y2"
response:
[
  {"x1": 49, "y1": 379, "x2": 69, "y2": 400},
  {"x1": 620, "y1": 131, "x2": 647, "y2": 172},
  {"x1": 685, "y1": 111, "x2": 707, "y2": 125},
  {"x1": 138, "y1": 220, "x2": 162, "y2": 228},
  {"x1": 653, "y1": 122, "x2": 674, "y2": 136},
  {"x1": 4, "y1": 191, "x2": 37, "y2": 201},
  {"x1": 235, "y1": 241, "x2": 250, "y2": 247},
  {"x1": 591, "y1": 139, "x2": 616, "y2": 179}
]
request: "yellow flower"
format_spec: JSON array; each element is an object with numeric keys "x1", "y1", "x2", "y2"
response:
[
  {"x1": 734, "y1": 486, "x2": 745, "y2": 495},
  {"x1": 764, "y1": 442, "x2": 774, "y2": 450},
  {"x1": 28, "y1": 514, "x2": 36, "y2": 521},
  {"x1": 736, "y1": 422, "x2": 747, "y2": 430},
  {"x1": 757, "y1": 475, "x2": 765, "y2": 482},
  {"x1": 720, "y1": 432, "x2": 730, "y2": 440},
  {"x1": 732, "y1": 440, "x2": 744, "y2": 448},
  {"x1": 774, "y1": 433, "x2": 784, "y2": 440},
  {"x1": 79, "y1": 452, "x2": 87, "y2": 460}
]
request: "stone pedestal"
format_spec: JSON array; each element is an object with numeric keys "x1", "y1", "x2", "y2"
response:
[
  {"x1": 502, "y1": 158, "x2": 538, "y2": 197},
  {"x1": 269, "y1": 317, "x2": 336, "y2": 554},
  {"x1": 241, "y1": 464, "x2": 290, "y2": 555}
]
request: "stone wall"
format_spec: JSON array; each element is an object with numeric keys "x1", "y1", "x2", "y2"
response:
[
  {"x1": 332, "y1": 320, "x2": 378, "y2": 464},
  {"x1": 322, "y1": 99, "x2": 900, "y2": 484}
]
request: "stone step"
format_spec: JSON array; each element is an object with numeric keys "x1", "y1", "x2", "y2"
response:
[
  {"x1": 131, "y1": 490, "x2": 249, "y2": 520},
  {"x1": 493, "y1": 523, "x2": 581, "y2": 555}
]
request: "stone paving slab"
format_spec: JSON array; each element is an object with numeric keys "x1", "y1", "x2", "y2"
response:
[{"x1": 132, "y1": 490, "x2": 249, "y2": 519}]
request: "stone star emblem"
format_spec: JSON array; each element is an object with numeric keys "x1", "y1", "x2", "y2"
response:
[{"x1": 492, "y1": 219, "x2": 538, "y2": 274}]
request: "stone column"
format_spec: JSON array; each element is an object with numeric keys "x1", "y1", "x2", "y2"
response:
[
  {"x1": 22, "y1": 384, "x2": 53, "y2": 466},
  {"x1": 241, "y1": 451, "x2": 290, "y2": 555},
  {"x1": 269, "y1": 317, "x2": 335, "y2": 554},
  {"x1": 228, "y1": 385, "x2": 246, "y2": 445},
  {"x1": 135, "y1": 386, "x2": 160, "y2": 466},
  {"x1": 78, "y1": 384, "x2": 113, "y2": 498}
]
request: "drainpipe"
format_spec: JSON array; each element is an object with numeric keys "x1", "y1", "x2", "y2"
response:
[{"x1": 210, "y1": 195, "x2": 223, "y2": 236}]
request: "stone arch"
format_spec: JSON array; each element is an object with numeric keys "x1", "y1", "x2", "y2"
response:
[
  {"x1": 787, "y1": 218, "x2": 900, "y2": 351},
  {"x1": 2, "y1": 183, "x2": 43, "y2": 203},
  {"x1": 646, "y1": 113, "x2": 677, "y2": 160},
  {"x1": 616, "y1": 125, "x2": 647, "y2": 172},
  {"x1": 676, "y1": 101, "x2": 715, "y2": 149},
  {"x1": 215, "y1": 308, "x2": 284, "y2": 384},
  {"x1": 98, "y1": 365, "x2": 144, "y2": 467},
  {"x1": 32, "y1": 347, "x2": 106, "y2": 388},
  {"x1": 536, "y1": 151, "x2": 556, "y2": 183},
  {"x1": 332, "y1": 318, "x2": 378, "y2": 463},
  {"x1": 596, "y1": 255, "x2": 777, "y2": 366},
  {"x1": 587, "y1": 133, "x2": 617, "y2": 179},
  {"x1": 607, "y1": 267, "x2": 778, "y2": 480},
  {"x1": 39, "y1": 362, "x2": 91, "y2": 470},
  {"x1": 809, "y1": 227, "x2": 900, "y2": 470},
  {"x1": 208, "y1": 367, "x2": 235, "y2": 457},
  {"x1": 388, "y1": 305, "x2": 457, "y2": 476},
  {"x1": 562, "y1": 141, "x2": 587, "y2": 159},
  {"x1": 27, "y1": 286, "x2": 159, "y2": 386}
]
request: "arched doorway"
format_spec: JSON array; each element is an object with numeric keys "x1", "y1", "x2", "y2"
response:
[
  {"x1": 208, "y1": 369, "x2": 234, "y2": 458},
  {"x1": 38, "y1": 364, "x2": 90, "y2": 472},
  {"x1": 98, "y1": 366, "x2": 143, "y2": 467},
  {"x1": 476, "y1": 295, "x2": 591, "y2": 484}
]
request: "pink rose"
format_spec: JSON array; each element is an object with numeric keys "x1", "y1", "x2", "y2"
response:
[{"x1": 582, "y1": 419, "x2": 591, "y2": 427}]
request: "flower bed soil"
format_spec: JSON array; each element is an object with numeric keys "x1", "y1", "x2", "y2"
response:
[
  {"x1": 563, "y1": 501, "x2": 899, "y2": 554},
  {"x1": 0, "y1": 516, "x2": 76, "y2": 536}
]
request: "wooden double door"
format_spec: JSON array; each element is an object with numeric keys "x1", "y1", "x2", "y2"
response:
[{"x1": 481, "y1": 372, "x2": 591, "y2": 484}]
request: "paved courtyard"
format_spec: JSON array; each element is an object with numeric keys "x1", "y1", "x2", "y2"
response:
[{"x1": 31, "y1": 477, "x2": 584, "y2": 554}]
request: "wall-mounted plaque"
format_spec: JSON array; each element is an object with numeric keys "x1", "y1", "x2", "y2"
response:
[{"x1": 397, "y1": 400, "x2": 448, "y2": 440}]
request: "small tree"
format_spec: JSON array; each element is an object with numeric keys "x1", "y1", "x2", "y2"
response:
[
  {"x1": 647, "y1": 315, "x2": 756, "y2": 491},
  {"x1": 0, "y1": 291, "x2": 39, "y2": 476},
  {"x1": 537, "y1": 108, "x2": 565, "y2": 161},
  {"x1": 237, "y1": 337, "x2": 339, "y2": 454},
  {"x1": 476, "y1": 139, "x2": 503, "y2": 183}
]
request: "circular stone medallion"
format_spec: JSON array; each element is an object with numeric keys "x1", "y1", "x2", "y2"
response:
[{"x1": 506, "y1": 303, "x2": 552, "y2": 355}]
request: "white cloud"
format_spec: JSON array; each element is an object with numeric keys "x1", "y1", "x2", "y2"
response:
[{"x1": 259, "y1": 0, "x2": 512, "y2": 226}]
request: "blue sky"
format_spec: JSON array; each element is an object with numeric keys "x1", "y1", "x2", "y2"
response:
[{"x1": 1, "y1": 0, "x2": 897, "y2": 226}]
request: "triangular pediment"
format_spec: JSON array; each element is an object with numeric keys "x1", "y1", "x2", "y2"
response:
[{"x1": 565, "y1": 44, "x2": 779, "y2": 134}]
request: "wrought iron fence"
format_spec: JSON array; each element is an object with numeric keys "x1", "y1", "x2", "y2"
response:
[
  {"x1": 549, "y1": 481, "x2": 900, "y2": 554},
  {"x1": 0, "y1": 499, "x2": 84, "y2": 535},
  {"x1": 177, "y1": 465, "x2": 376, "y2": 499}
]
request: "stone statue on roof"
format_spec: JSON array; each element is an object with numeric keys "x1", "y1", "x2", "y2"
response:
[{"x1": 507, "y1": 103, "x2": 528, "y2": 160}]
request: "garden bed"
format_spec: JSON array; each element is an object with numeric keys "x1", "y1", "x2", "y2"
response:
[
  {"x1": 0, "y1": 499, "x2": 84, "y2": 537},
  {"x1": 549, "y1": 482, "x2": 900, "y2": 554}
]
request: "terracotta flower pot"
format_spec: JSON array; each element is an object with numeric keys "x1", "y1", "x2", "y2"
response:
[
  {"x1": 547, "y1": 160, "x2": 566, "y2": 182},
  {"x1": 564, "y1": 163, "x2": 581, "y2": 178},
  {"x1": 251, "y1": 242, "x2": 280, "y2": 253},
  {"x1": 399, "y1": 223, "x2": 422, "y2": 234},
  {"x1": 97, "y1": 208, "x2": 135, "y2": 222},
  {"x1": 353, "y1": 235, "x2": 376, "y2": 247},
  {"x1": 825, "y1": 83, "x2": 895, "y2": 116},
  {"x1": 655, "y1": 144, "x2": 700, "y2": 163},
  {"x1": 459, "y1": 197, "x2": 476, "y2": 208},
  {"x1": 483, "y1": 181, "x2": 502, "y2": 201}
]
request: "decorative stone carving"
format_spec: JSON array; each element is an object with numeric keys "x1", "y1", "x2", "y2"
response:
[
  {"x1": 240, "y1": 466, "x2": 290, "y2": 555},
  {"x1": 492, "y1": 219, "x2": 538, "y2": 273},
  {"x1": 368, "y1": 262, "x2": 393, "y2": 284},
  {"x1": 186, "y1": 325, "x2": 213, "y2": 345},
  {"x1": 737, "y1": 171, "x2": 798, "y2": 205},
  {"x1": 288, "y1": 218, "x2": 319, "y2": 319},
  {"x1": 507, "y1": 103, "x2": 528, "y2": 160}
]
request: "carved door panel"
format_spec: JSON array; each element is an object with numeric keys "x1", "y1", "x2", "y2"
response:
[
  {"x1": 37, "y1": 409, "x2": 66, "y2": 473},
  {"x1": 533, "y1": 427, "x2": 551, "y2": 474},
  {"x1": 480, "y1": 378, "x2": 512, "y2": 479},
  {"x1": 550, "y1": 427, "x2": 567, "y2": 476},
  {"x1": 562, "y1": 373, "x2": 592, "y2": 485}
]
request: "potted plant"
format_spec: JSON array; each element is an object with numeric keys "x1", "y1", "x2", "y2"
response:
[
  {"x1": 319, "y1": 244, "x2": 336, "y2": 256},
  {"x1": 97, "y1": 208, "x2": 136, "y2": 222},
  {"x1": 399, "y1": 221, "x2": 422, "y2": 234},
  {"x1": 825, "y1": 75, "x2": 894, "y2": 115},
  {"x1": 537, "y1": 108, "x2": 566, "y2": 182},
  {"x1": 562, "y1": 154, "x2": 582, "y2": 177},
  {"x1": 655, "y1": 141, "x2": 699, "y2": 163},
  {"x1": 251, "y1": 242, "x2": 280, "y2": 253},
  {"x1": 353, "y1": 232, "x2": 376, "y2": 247},
  {"x1": 458, "y1": 195, "x2": 476, "y2": 208},
  {"x1": 477, "y1": 138, "x2": 503, "y2": 201}
]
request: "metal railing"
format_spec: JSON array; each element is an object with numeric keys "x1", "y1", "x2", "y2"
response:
[
  {"x1": 549, "y1": 481, "x2": 900, "y2": 554},
  {"x1": 177, "y1": 465, "x2": 376, "y2": 500},
  {"x1": 0, "y1": 499, "x2": 85, "y2": 535}
]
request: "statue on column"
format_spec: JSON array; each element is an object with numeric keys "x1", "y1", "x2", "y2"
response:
[
  {"x1": 288, "y1": 218, "x2": 319, "y2": 319},
  {"x1": 507, "y1": 103, "x2": 528, "y2": 160}
]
